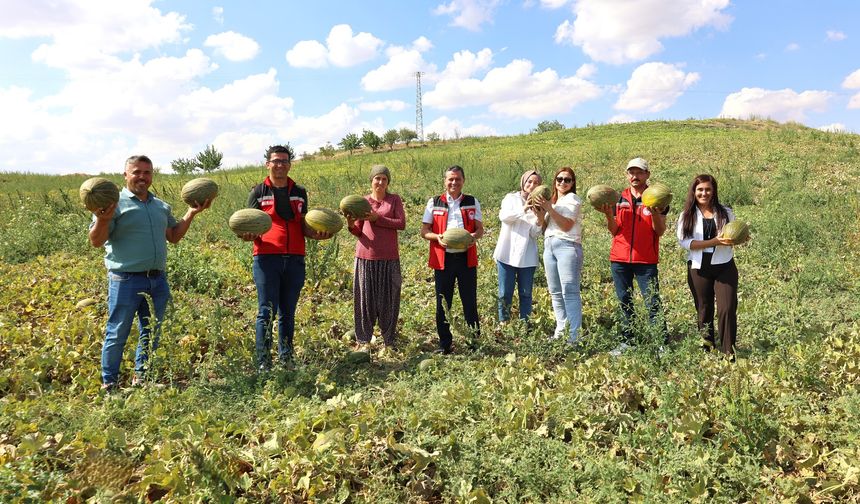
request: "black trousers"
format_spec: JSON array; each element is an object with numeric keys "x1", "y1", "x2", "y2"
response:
[
  {"x1": 434, "y1": 253, "x2": 480, "y2": 351},
  {"x1": 687, "y1": 259, "x2": 738, "y2": 354}
]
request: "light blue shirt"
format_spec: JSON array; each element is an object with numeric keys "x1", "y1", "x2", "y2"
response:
[{"x1": 92, "y1": 188, "x2": 178, "y2": 272}]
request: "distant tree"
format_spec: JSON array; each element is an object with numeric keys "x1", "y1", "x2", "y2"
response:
[
  {"x1": 398, "y1": 127, "x2": 418, "y2": 146},
  {"x1": 383, "y1": 129, "x2": 399, "y2": 151},
  {"x1": 532, "y1": 120, "x2": 566, "y2": 134},
  {"x1": 196, "y1": 144, "x2": 223, "y2": 172},
  {"x1": 426, "y1": 132, "x2": 441, "y2": 143},
  {"x1": 301, "y1": 151, "x2": 315, "y2": 161},
  {"x1": 171, "y1": 157, "x2": 198, "y2": 175},
  {"x1": 339, "y1": 133, "x2": 362, "y2": 155},
  {"x1": 362, "y1": 129, "x2": 383, "y2": 152},
  {"x1": 318, "y1": 143, "x2": 336, "y2": 158}
]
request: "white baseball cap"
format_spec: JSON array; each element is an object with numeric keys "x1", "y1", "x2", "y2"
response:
[{"x1": 626, "y1": 157, "x2": 649, "y2": 172}]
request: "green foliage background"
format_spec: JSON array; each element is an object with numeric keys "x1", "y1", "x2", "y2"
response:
[{"x1": 1, "y1": 119, "x2": 859, "y2": 502}]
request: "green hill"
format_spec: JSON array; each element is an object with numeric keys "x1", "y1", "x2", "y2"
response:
[{"x1": 1, "y1": 119, "x2": 859, "y2": 502}]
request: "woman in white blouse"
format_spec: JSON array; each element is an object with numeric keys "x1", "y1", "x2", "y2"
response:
[
  {"x1": 535, "y1": 167, "x2": 583, "y2": 342},
  {"x1": 676, "y1": 174, "x2": 740, "y2": 355},
  {"x1": 493, "y1": 170, "x2": 543, "y2": 323}
]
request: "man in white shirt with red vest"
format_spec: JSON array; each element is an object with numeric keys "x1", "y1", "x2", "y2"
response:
[
  {"x1": 599, "y1": 157, "x2": 669, "y2": 353},
  {"x1": 420, "y1": 165, "x2": 485, "y2": 354}
]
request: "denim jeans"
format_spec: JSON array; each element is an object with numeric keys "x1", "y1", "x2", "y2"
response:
[
  {"x1": 253, "y1": 254, "x2": 305, "y2": 366},
  {"x1": 610, "y1": 261, "x2": 666, "y2": 342},
  {"x1": 101, "y1": 271, "x2": 170, "y2": 385},
  {"x1": 543, "y1": 237, "x2": 583, "y2": 342},
  {"x1": 496, "y1": 261, "x2": 536, "y2": 321}
]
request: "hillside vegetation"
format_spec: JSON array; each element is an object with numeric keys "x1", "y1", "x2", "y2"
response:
[{"x1": 1, "y1": 119, "x2": 859, "y2": 502}]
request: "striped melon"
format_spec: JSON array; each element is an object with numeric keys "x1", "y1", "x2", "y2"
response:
[
  {"x1": 526, "y1": 184, "x2": 551, "y2": 206},
  {"x1": 339, "y1": 195, "x2": 372, "y2": 218},
  {"x1": 641, "y1": 182, "x2": 673, "y2": 209},
  {"x1": 228, "y1": 208, "x2": 272, "y2": 236},
  {"x1": 180, "y1": 178, "x2": 218, "y2": 207},
  {"x1": 720, "y1": 220, "x2": 750, "y2": 245},
  {"x1": 586, "y1": 185, "x2": 619, "y2": 209},
  {"x1": 305, "y1": 208, "x2": 343, "y2": 234},
  {"x1": 79, "y1": 177, "x2": 119, "y2": 212},
  {"x1": 441, "y1": 227, "x2": 475, "y2": 250}
]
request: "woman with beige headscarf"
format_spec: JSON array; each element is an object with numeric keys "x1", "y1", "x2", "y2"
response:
[{"x1": 492, "y1": 170, "x2": 543, "y2": 323}]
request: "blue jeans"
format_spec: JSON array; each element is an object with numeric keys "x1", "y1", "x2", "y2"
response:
[
  {"x1": 496, "y1": 261, "x2": 536, "y2": 321},
  {"x1": 610, "y1": 261, "x2": 666, "y2": 342},
  {"x1": 543, "y1": 237, "x2": 583, "y2": 342},
  {"x1": 101, "y1": 271, "x2": 170, "y2": 385},
  {"x1": 253, "y1": 254, "x2": 305, "y2": 366}
]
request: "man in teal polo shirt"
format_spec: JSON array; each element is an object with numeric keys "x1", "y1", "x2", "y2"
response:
[{"x1": 89, "y1": 155, "x2": 211, "y2": 390}]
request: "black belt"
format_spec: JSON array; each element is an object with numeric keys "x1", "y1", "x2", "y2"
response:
[{"x1": 128, "y1": 270, "x2": 163, "y2": 277}]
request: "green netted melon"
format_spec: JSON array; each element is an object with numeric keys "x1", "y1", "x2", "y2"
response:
[
  {"x1": 526, "y1": 184, "x2": 552, "y2": 205},
  {"x1": 586, "y1": 184, "x2": 619, "y2": 209},
  {"x1": 305, "y1": 208, "x2": 343, "y2": 234},
  {"x1": 641, "y1": 182, "x2": 673, "y2": 209},
  {"x1": 79, "y1": 177, "x2": 119, "y2": 212},
  {"x1": 339, "y1": 195, "x2": 372, "y2": 218},
  {"x1": 346, "y1": 351, "x2": 372, "y2": 365},
  {"x1": 180, "y1": 178, "x2": 219, "y2": 207},
  {"x1": 228, "y1": 208, "x2": 272, "y2": 236},
  {"x1": 720, "y1": 220, "x2": 750, "y2": 244},
  {"x1": 441, "y1": 227, "x2": 475, "y2": 250}
]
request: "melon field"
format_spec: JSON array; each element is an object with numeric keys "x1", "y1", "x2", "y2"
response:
[{"x1": 1, "y1": 119, "x2": 859, "y2": 502}]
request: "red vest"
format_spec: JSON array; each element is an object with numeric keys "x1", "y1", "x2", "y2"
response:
[
  {"x1": 252, "y1": 177, "x2": 307, "y2": 256},
  {"x1": 428, "y1": 194, "x2": 479, "y2": 270},
  {"x1": 609, "y1": 187, "x2": 661, "y2": 264}
]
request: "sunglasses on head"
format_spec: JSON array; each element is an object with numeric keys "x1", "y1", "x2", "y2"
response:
[{"x1": 555, "y1": 176, "x2": 573, "y2": 183}]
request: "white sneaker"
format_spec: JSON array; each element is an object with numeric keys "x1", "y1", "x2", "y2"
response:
[{"x1": 609, "y1": 343, "x2": 630, "y2": 357}]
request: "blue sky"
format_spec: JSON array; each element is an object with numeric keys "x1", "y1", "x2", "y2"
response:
[{"x1": 1, "y1": 0, "x2": 858, "y2": 174}]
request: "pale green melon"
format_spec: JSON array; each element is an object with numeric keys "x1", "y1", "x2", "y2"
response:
[
  {"x1": 339, "y1": 195, "x2": 372, "y2": 218},
  {"x1": 641, "y1": 182, "x2": 673, "y2": 209},
  {"x1": 228, "y1": 208, "x2": 272, "y2": 236},
  {"x1": 720, "y1": 220, "x2": 750, "y2": 244},
  {"x1": 79, "y1": 177, "x2": 119, "y2": 212},
  {"x1": 586, "y1": 184, "x2": 619, "y2": 209},
  {"x1": 526, "y1": 184, "x2": 552, "y2": 205},
  {"x1": 441, "y1": 227, "x2": 475, "y2": 250},
  {"x1": 305, "y1": 208, "x2": 343, "y2": 234},
  {"x1": 180, "y1": 178, "x2": 218, "y2": 207}
]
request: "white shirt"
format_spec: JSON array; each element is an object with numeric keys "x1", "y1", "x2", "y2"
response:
[
  {"x1": 493, "y1": 191, "x2": 541, "y2": 268},
  {"x1": 676, "y1": 206, "x2": 736, "y2": 269},
  {"x1": 422, "y1": 192, "x2": 483, "y2": 253},
  {"x1": 544, "y1": 192, "x2": 582, "y2": 243}
]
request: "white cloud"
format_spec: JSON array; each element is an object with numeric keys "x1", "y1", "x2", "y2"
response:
[
  {"x1": 433, "y1": 0, "x2": 501, "y2": 31},
  {"x1": 826, "y1": 30, "x2": 846, "y2": 41},
  {"x1": 540, "y1": 0, "x2": 573, "y2": 9},
  {"x1": 842, "y1": 69, "x2": 860, "y2": 89},
  {"x1": 212, "y1": 6, "x2": 224, "y2": 24},
  {"x1": 785, "y1": 42, "x2": 800, "y2": 51},
  {"x1": 361, "y1": 46, "x2": 438, "y2": 91},
  {"x1": 358, "y1": 100, "x2": 409, "y2": 112},
  {"x1": 204, "y1": 31, "x2": 260, "y2": 62},
  {"x1": 286, "y1": 24, "x2": 383, "y2": 68},
  {"x1": 1, "y1": 0, "x2": 190, "y2": 71},
  {"x1": 719, "y1": 88, "x2": 833, "y2": 123},
  {"x1": 614, "y1": 62, "x2": 700, "y2": 113},
  {"x1": 426, "y1": 116, "x2": 497, "y2": 139},
  {"x1": 817, "y1": 123, "x2": 845, "y2": 133},
  {"x1": 554, "y1": 0, "x2": 731, "y2": 64},
  {"x1": 423, "y1": 57, "x2": 602, "y2": 119},
  {"x1": 413, "y1": 36, "x2": 434, "y2": 52},
  {"x1": 440, "y1": 49, "x2": 494, "y2": 79},
  {"x1": 608, "y1": 114, "x2": 636, "y2": 124},
  {"x1": 575, "y1": 63, "x2": 597, "y2": 79},
  {"x1": 286, "y1": 40, "x2": 329, "y2": 68},
  {"x1": 849, "y1": 94, "x2": 860, "y2": 110}
]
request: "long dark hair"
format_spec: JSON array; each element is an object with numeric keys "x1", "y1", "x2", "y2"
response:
[
  {"x1": 681, "y1": 174, "x2": 729, "y2": 238},
  {"x1": 551, "y1": 167, "x2": 576, "y2": 204}
]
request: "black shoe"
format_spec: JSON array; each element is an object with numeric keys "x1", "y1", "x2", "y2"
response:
[{"x1": 433, "y1": 347, "x2": 452, "y2": 355}]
